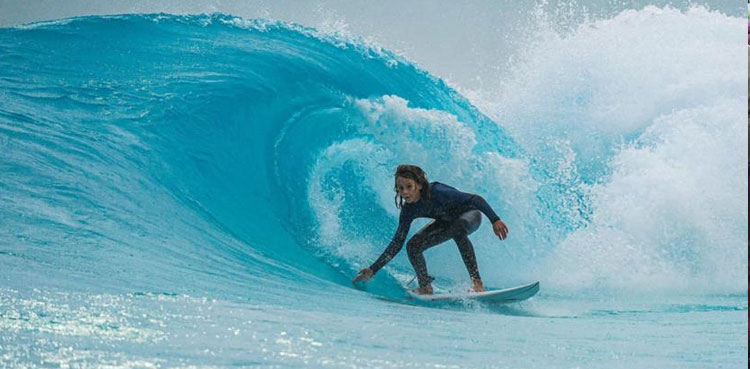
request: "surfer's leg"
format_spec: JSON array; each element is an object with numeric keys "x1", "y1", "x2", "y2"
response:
[
  {"x1": 406, "y1": 220, "x2": 453, "y2": 288},
  {"x1": 454, "y1": 235, "x2": 481, "y2": 281},
  {"x1": 450, "y1": 210, "x2": 482, "y2": 281}
]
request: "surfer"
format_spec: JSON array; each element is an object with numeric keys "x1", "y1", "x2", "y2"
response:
[{"x1": 352, "y1": 164, "x2": 509, "y2": 295}]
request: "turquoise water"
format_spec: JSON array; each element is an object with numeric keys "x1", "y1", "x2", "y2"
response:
[{"x1": 0, "y1": 9, "x2": 747, "y2": 368}]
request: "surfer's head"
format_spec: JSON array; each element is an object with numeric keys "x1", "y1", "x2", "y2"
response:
[{"x1": 394, "y1": 164, "x2": 430, "y2": 208}]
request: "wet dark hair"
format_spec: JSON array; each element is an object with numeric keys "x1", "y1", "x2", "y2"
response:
[{"x1": 394, "y1": 164, "x2": 431, "y2": 209}]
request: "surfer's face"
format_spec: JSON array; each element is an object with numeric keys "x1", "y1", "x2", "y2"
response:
[{"x1": 396, "y1": 176, "x2": 423, "y2": 204}]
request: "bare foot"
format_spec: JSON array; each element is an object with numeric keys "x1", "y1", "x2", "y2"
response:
[
  {"x1": 472, "y1": 278, "x2": 486, "y2": 292},
  {"x1": 411, "y1": 285, "x2": 433, "y2": 295}
]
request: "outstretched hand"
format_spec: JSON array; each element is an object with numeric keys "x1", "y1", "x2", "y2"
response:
[
  {"x1": 493, "y1": 219, "x2": 509, "y2": 240},
  {"x1": 353, "y1": 267, "x2": 374, "y2": 283}
]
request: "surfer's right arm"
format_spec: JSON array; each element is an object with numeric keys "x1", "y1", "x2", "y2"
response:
[{"x1": 352, "y1": 212, "x2": 412, "y2": 283}]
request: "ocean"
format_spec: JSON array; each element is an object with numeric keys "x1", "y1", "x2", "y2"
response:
[{"x1": 0, "y1": 6, "x2": 747, "y2": 368}]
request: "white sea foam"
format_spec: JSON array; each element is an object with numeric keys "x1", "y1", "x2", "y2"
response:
[{"x1": 484, "y1": 6, "x2": 748, "y2": 293}]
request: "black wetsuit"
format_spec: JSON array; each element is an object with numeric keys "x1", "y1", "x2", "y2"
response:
[{"x1": 369, "y1": 182, "x2": 501, "y2": 287}]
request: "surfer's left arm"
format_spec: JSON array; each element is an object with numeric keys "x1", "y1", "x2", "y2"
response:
[
  {"x1": 469, "y1": 194, "x2": 508, "y2": 240},
  {"x1": 353, "y1": 212, "x2": 412, "y2": 283}
]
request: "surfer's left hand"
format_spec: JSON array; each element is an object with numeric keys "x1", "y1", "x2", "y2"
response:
[{"x1": 493, "y1": 219, "x2": 508, "y2": 240}]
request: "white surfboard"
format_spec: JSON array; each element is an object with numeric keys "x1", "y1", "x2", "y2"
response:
[{"x1": 407, "y1": 281, "x2": 540, "y2": 303}]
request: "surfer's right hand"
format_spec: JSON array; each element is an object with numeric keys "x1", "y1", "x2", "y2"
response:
[{"x1": 353, "y1": 268, "x2": 373, "y2": 283}]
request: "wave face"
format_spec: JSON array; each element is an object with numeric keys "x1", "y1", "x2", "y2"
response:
[
  {"x1": 0, "y1": 10, "x2": 746, "y2": 300},
  {"x1": 0, "y1": 9, "x2": 747, "y2": 369},
  {"x1": 0, "y1": 14, "x2": 521, "y2": 300}
]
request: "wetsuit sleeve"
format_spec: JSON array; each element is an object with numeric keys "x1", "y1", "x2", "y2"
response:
[
  {"x1": 369, "y1": 211, "x2": 412, "y2": 274},
  {"x1": 469, "y1": 195, "x2": 501, "y2": 224}
]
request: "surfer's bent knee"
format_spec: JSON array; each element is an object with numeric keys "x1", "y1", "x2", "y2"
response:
[{"x1": 460, "y1": 210, "x2": 482, "y2": 235}]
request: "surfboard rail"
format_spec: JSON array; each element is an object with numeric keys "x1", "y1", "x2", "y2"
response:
[{"x1": 406, "y1": 281, "x2": 540, "y2": 303}]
